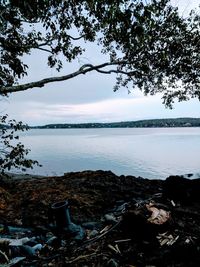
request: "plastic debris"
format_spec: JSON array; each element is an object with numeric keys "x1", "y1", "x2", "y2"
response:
[
  {"x1": 104, "y1": 214, "x2": 118, "y2": 224},
  {"x1": 146, "y1": 203, "x2": 170, "y2": 225},
  {"x1": 184, "y1": 236, "x2": 194, "y2": 244},
  {"x1": 0, "y1": 237, "x2": 29, "y2": 246}
]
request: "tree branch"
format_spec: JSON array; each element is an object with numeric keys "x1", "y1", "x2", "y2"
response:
[
  {"x1": 67, "y1": 34, "x2": 85, "y2": 40},
  {"x1": 33, "y1": 33, "x2": 85, "y2": 49},
  {"x1": 95, "y1": 68, "x2": 133, "y2": 76},
  {"x1": 1, "y1": 34, "x2": 86, "y2": 53},
  {"x1": 36, "y1": 47, "x2": 53, "y2": 53},
  {"x1": 20, "y1": 19, "x2": 40, "y2": 23},
  {"x1": 0, "y1": 61, "x2": 134, "y2": 95}
]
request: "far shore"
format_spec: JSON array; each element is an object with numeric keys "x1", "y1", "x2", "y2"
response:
[
  {"x1": 29, "y1": 117, "x2": 200, "y2": 129},
  {"x1": 3, "y1": 170, "x2": 199, "y2": 182}
]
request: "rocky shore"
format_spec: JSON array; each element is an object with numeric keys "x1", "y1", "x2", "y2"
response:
[{"x1": 0, "y1": 170, "x2": 200, "y2": 266}]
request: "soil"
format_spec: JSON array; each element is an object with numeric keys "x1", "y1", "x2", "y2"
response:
[{"x1": 0, "y1": 170, "x2": 200, "y2": 266}]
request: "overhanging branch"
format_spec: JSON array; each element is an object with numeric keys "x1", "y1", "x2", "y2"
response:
[
  {"x1": 10, "y1": 34, "x2": 86, "y2": 53},
  {"x1": 0, "y1": 61, "x2": 135, "y2": 95},
  {"x1": 96, "y1": 68, "x2": 133, "y2": 76},
  {"x1": 36, "y1": 47, "x2": 53, "y2": 53}
]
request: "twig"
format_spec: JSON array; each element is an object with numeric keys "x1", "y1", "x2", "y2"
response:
[
  {"x1": 65, "y1": 252, "x2": 102, "y2": 264},
  {"x1": 115, "y1": 244, "x2": 121, "y2": 254},
  {"x1": 108, "y1": 244, "x2": 119, "y2": 254},
  {"x1": 85, "y1": 221, "x2": 121, "y2": 244},
  {"x1": 36, "y1": 47, "x2": 53, "y2": 54},
  {"x1": 0, "y1": 249, "x2": 9, "y2": 263},
  {"x1": 114, "y1": 238, "x2": 132, "y2": 243},
  {"x1": 100, "y1": 225, "x2": 111, "y2": 234},
  {"x1": 75, "y1": 220, "x2": 121, "y2": 253}
]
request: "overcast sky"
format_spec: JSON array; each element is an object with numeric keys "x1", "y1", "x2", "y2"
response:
[{"x1": 1, "y1": 0, "x2": 200, "y2": 126}]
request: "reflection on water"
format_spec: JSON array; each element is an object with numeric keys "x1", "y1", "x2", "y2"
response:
[{"x1": 18, "y1": 128, "x2": 200, "y2": 179}]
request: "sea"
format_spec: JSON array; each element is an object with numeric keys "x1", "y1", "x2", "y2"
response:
[{"x1": 17, "y1": 127, "x2": 200, "y2": 179}]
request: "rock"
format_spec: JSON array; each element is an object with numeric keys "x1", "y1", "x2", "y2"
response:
[
  {"x1": 163, "y1": 176, "x2": 200, "y2": 203},
  {"x1": 107, "y1": 258, "x2": 119, "y2": 267}
]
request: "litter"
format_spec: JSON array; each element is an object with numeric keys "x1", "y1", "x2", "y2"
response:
[
  {"x1": 157, "y1": 232, "x2": 179, "y2": 246},
  {"x1": 146, "y1": 203, "x2": 170, "y2": 225}
]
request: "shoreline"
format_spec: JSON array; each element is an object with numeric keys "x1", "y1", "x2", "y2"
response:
[
  {"x1": 3, "y1": 170, "x2": 200, "y2": 182},
  {"x1": 3, "y1": 172, "x2": 46, "y2": 180},
  {"x1": 1, "y1": 170, "x2": 200, "y2": 266},
  {"x1": 1, "y1": 169, "x2": 200, "y2": 226},
  {"x1": 0, "y1": 170, "x2": 165, "y2": 225}
]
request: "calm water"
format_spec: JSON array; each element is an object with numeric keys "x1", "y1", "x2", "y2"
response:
[{"x1": 18, "y1": 128, "x2": 200, "y2": 179}]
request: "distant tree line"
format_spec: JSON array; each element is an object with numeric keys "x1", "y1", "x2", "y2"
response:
[{"x1": 33, "y1": 118, "x2": 200, "y2": 129}]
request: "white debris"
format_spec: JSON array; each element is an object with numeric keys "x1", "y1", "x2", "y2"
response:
[
  {"x1": 146, "y1": 203, "x2": 170, "y2": 225},
  {"x1": 157, "y1": 232, "x2": 179, "y2": 246}
]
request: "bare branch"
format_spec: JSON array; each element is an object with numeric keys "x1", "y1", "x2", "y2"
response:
[
  {"x1": 67, "y1": 34, "x2": 85, "y2": 40},
  {"x1": 34, "y1": 34, "x2": 85, "y2": 49},
  {"x1": 0, "y1": 34, "x2": 86, "y2": 53},
  {"x1": 95, "y1": 69, "x2": 133, "y2": 76},
  {"x1": 36, "y1": 47, "x2": 53, "y2": 54},
  {"x1": 37, "y1": 40, "x2": 54, "y2": 47},
  {"x1": 20, "y1": 19, "x2": 40, "y2": 23},
  {"x1": 0, "y1": 61, "x2": 135, "y2": 95}
]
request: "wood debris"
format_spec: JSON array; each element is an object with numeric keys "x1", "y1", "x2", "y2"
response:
[{"x1": 157, "y1": 232, "x2": 179, "y2": 246}]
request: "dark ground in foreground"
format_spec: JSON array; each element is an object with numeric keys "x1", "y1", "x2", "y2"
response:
[{"x1": 0, "y1": 170, "x2": 200, "y2": 266}]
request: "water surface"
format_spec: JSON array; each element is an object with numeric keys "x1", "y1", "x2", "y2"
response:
[{"x1": 18, "y1": 128, "x2": 200, "y2": 179}]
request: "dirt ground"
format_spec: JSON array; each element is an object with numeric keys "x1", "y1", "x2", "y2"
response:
[{"x1": 0, "y1": 170, "x2": 200, "y2": 266}]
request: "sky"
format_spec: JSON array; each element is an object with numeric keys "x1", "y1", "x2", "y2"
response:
[{"x1": 1, "y1": 0, "x2": 200, "y2": 126}]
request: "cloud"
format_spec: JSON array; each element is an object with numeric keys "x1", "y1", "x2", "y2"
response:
[
  {"x1": 29, "y1": 95, "x2": 160, "y2": 124},
  {"x1": 2, "y1": 93, "x2": 200, "y2": 126}
]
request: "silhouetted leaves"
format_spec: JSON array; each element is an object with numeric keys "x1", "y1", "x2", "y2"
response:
[
  {"x1": 0, "y1": 0, "x2": 200, "y2": 106},
  {"x1": 0, "y1": 115, "x2": 40, "y2": 174}
]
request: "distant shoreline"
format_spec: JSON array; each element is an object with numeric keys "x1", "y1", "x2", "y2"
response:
[{"x1": 31, "y1": 117, "x2": 200, "y2": 129}]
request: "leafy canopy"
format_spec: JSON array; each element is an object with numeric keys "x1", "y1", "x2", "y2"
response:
[
  {"x1": 0, "y1": 115, "x2": 40, "y2": 174},
  {"x1": 0, "y1": 0, "x2": 200, "y2": 107}
]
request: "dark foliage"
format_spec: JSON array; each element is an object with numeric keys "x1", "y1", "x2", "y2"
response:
[
  {"x1": 0, "y1": 114, "x2": 40, "y2": 174},
  {"x1": 33, "y1": 118, "x2": 200, "y2": 128},
  {"x1": 0, "y1": 0, "x2": 199, "y2": 107}
]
